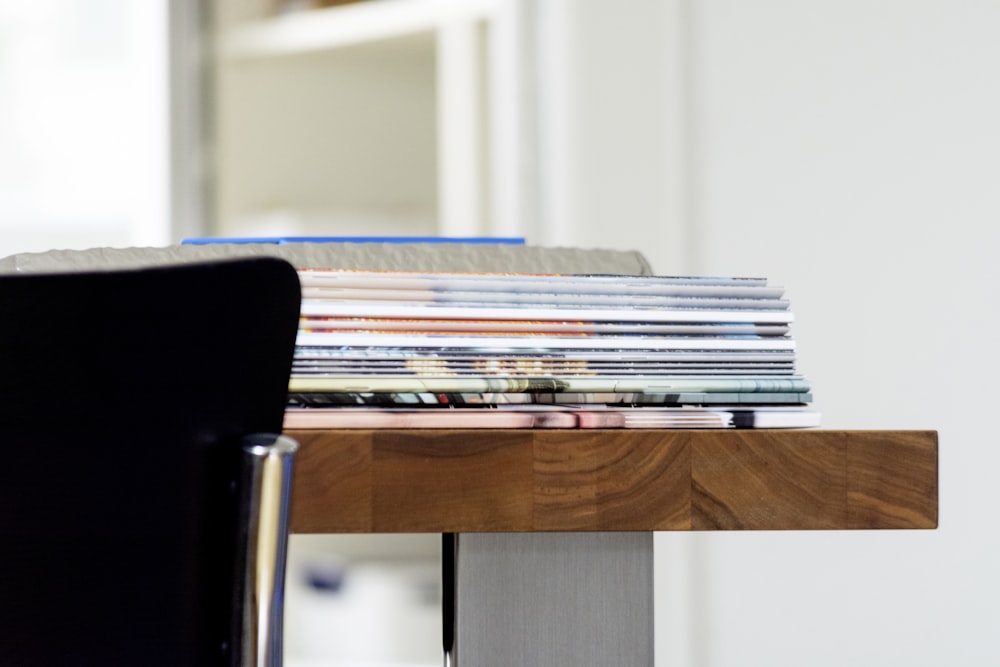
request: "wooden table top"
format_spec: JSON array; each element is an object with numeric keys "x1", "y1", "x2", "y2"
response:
[{"x1": 286, "y1": 429, "x2": 938, "y2": 534}]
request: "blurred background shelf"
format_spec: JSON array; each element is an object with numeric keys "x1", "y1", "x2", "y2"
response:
[
  {"x1": 219, "y1": 0, "x2": 499, "y2": 59},
  {"x1": 209, "y1": 0, "x2": 508, "y2": 241}
]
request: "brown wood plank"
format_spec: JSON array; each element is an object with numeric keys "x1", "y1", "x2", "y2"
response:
[
  {"x1": 846, "y1": 430, "x2": 939, "y2": 529},
  {"x1": 370, "y1": 430, "x2": 534, "y2": 532},
  {"x1": 290, "y1": 430, "x2": 372, "y2": 533},
  {"x1": 691, "y1": 430, "x2": 849, "y2": 530},
  {"x1": 285, "y1": 429, "x2": 938, "y2": 533},
  {"x1": 533, "y1": 430, "x2": 691, "y2": 531}
]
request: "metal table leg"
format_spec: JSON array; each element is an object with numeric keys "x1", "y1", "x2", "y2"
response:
[{"x1": 445, "y1": 532, "x2": 654, "y2": 666}]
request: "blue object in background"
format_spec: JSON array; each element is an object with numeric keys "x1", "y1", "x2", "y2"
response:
[{"x1": 181, "y1": 236, "x2": 526, "y2": 245}]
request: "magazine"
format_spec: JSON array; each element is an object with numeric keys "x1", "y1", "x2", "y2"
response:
[
  {"x1": 286, "y1": 375, "x2": 811, "y2": 395},
  {"x1": 282, "y1": 268, "x2": 817, "y2": 428},
  {"x1": 290, "y1": 362, "x2": 797, "y2": 376},
  {"x1": 298, "y1": 317, "x2": 791, "y2": 337},
  {"x1": 300, "y1": 287, "x2": 790, "y2": 311},
  {"x1": 295, "y1": 331, "x2": 796, "y2": 351},
  {"x1": 299, "y1": 302, "x2": 793, "y2": 324},
  {"x1": 281, "y1": 405, "x2": 820, "y2": 430},
  {"x1": 293, "y1": 347, "x2": 798, "y2": 363},
  {"x1": 286, "y1": 390, "x2": 814, "y2": 408},
  {"x1": 297, "y1": 269, "x2": 782, "y2": 297},
  {"x1": 281, "y1": 406, "x2": 732, "y2": 429}
]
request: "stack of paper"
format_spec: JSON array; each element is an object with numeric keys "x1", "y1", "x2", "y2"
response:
[{"x1": 283, "y1": 270, "x2": 820, "y2": 429}]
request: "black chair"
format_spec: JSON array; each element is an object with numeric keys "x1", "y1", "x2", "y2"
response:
[{"x1": 0, "y1": 257, "x2": 302, "y2": 666}]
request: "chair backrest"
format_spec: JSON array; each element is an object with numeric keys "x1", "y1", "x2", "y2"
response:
[{"x1": 0, "y1": 257, "x2": 301, "y2": 666}]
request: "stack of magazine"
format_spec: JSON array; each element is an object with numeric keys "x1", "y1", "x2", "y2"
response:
[{"x1": 283, "y1": 269, "x2": 820, "y2": 429}]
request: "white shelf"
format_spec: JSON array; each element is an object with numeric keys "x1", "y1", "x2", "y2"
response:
[
  {"x1": 221, "y1": 0, "x2": 499, "y2": 60},
  {"x1": 209, "y1": 0, "x2": 516, "y2": 241}
]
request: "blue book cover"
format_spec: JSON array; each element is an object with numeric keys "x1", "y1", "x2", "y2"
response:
[{"x1": 181, "y1": 236, "x2": 526, "y2": 246}]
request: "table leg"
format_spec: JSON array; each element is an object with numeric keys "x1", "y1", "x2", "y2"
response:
[{"x1": 444, "y1": 532, "x2": 653, "y2": 666}]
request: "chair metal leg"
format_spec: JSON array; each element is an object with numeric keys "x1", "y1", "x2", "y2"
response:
[{"x1": 237, "y1": 433, "x2": 299, "y2": 667}]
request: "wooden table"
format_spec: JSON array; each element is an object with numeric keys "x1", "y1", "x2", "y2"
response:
[{"x1": 286, "y1": 429, "x2": 938, "y2": 665}]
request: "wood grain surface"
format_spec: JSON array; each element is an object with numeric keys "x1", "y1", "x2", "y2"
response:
[{"x1": 286, "y1": 429, "x2": 938, "y2": 533}]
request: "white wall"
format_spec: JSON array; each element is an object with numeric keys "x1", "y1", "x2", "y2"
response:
[
  {"x1": 0, "y1": 0, "x2": 171, "y2": 257},
  {"x1": 662, "y1": 0, "x2": 999, "y2": 664},
  {"x1": 532, "y1": 0, "x2": 1000, "y2": 664},
  {"x1": 528, "y1": 0, "x2": 692, "y2": 274}
]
